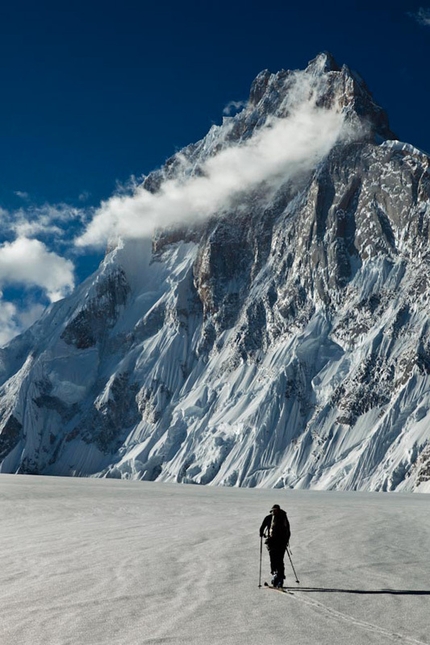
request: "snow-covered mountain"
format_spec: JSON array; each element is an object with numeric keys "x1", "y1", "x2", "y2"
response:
[{"x1": 1, "y1": 52, "x2": 430, "y2": 492}]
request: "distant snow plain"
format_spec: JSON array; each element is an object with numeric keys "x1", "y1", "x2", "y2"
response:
[{"x1": 1, "y1": 475, "x2": 429, "y2": 645}]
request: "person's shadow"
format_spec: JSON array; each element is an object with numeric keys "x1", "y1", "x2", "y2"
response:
[{"x1": 285, "y1": 587, "x2": 430, "y2": 596}]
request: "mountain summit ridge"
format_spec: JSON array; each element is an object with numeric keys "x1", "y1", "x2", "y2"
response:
[
  {"x1": 1, "y1": 54, "x2": 430, "y2": 492},
  {"x1": 247, "y1": 52, "x2": 395, "y2": 143}
]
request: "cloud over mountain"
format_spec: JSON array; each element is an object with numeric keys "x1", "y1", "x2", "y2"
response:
[
  {"x1": 0, "y1": 201, "x2": 91, "y2": 345},
  {"x1": 76, "y1": 74, "x2": 359, "y2": 249},
  {"x1": 0, "y1": 237, "x2": 74, "y2": 302}
]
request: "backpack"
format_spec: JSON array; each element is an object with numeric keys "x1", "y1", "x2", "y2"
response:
[{"x1": 269, "y1": 509, "x2": 290, "y2": 541}]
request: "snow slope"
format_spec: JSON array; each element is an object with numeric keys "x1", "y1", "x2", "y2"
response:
[
  {"x1": 0, "y1": 475, "x2": 429, "y2": 645},
  {"x1": 1, "y1": 53, "x2": 430, "y2": 491}
]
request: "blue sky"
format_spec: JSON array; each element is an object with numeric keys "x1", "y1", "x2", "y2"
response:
[{"x1": 0, "y1": 0, "x2": 429, "y2": 344}]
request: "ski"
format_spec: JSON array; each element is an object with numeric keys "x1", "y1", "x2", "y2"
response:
[{"x1": 263, "y1": 582, "x2": 294, "y2": 594}]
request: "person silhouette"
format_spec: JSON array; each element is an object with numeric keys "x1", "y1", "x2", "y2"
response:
[{"x1": 259, "y1": 504, "x2": 291, "y2": 587}]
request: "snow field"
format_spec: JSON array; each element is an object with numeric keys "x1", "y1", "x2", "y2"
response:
[{"x1": 0, "y1": 474, "x2": 429, "y2": 645}]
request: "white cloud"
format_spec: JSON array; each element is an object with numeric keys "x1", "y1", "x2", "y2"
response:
[
  {"x1": 0, "y1": 202, "x2": 90, "y2": 243},
  {"x1": 14, "y1": 301, "x2": 46, "y2": 329},
  {"x1": 14, "y1": 191, "x2": 30, "y2": 200},
  {"x1": 0, "y1": 237, "x2": 75, "y2": 302},
  {"x1": 223, "y1": 100, "x2": 248, "y2": 116},
  {"x1": 77, "y1": 83, "x2": 359, "y2": 249},
  {"x1": 0, "y1": 202, "x2": 85, "y2": 344},
  {"x1": 12, "y1": 215, "x2": 64, "y2": 239},
  {"x1": 409, "y1": 7, "x2": 430, "y2": 25},
  {"x1": 0, "y1": 299, "x2": 19, "y2": 347},
  {"x1": 0, "y1": 298, "x2": 46, "y2": 347}
]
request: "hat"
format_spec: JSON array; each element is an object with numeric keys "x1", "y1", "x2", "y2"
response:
[{"x1": 270, "y1": 504, "x2": 280, "y2": 511}]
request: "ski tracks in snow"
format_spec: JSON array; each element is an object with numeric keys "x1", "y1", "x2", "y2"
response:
[{"x1": 274, "y1": 588, "x2": 429, "y2": 645}]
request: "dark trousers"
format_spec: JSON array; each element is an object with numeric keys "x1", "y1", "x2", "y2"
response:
[{"x1": 266, "y1": 539, "x2": 286, "y2": 579}]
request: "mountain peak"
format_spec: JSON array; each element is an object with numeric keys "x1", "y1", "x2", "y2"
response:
[
  {"x1": 248, "y1": 53, "x2": 395, "y2": 142},
  {"x1": 1, "y1": 56, "x2": 429, "y2": 492},
  {"x1": 305, "y1": 51, "x2": 342, "y2": 74}
]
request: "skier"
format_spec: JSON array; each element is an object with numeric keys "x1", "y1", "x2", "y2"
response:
[{"x1": 259, "y1": 504, "x2": 291, "y2": 588}]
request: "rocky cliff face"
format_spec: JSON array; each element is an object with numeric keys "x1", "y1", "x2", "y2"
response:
[{"x1": 1, "y1": 53, "x2": 430, "y2": 491}]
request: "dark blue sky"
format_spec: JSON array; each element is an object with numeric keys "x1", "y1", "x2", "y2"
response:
[{"x1": 0, "y1": 0, "x2": 429, "y2": 210}]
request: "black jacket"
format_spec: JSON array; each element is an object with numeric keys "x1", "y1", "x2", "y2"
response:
[{"x1": 259, "y1": 509, "x2": 291, "y2": 543}]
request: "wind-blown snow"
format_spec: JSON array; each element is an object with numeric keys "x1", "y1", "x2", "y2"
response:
[
  {"x1": 1, "y1": 475, "x2": 429, "y2": 645},
  {"x1": 76, "y1": 73, "x2": 357, "y2": 248}
]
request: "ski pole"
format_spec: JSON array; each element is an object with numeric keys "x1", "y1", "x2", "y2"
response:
[
  {"x1": 258, "y1": 536, "x2": 263, "y2": 587},
  {"x1": 286, "y1": 546, "x2": 300, "y2": 583}
]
